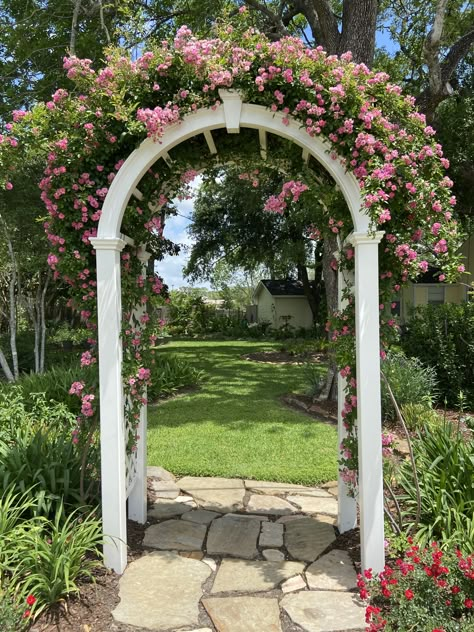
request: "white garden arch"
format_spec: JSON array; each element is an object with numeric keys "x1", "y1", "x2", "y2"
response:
[{"x1": 90, "y1": 90, "x2": 385, "y2": 575}]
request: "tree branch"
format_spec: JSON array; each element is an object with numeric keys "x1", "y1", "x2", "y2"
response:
[
  {"x1": 244, "y1": 0, "x2": 290, "y2": 37},
  {"x1": 441, "y1": 27, "x2": 474, "y2": 84}
]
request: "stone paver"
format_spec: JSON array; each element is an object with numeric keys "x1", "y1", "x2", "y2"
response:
[
  {"x1": 149, "y1": 478, "x2": 180, "y2": 499},
  {"x1": 259, "y1": 522, "x2": 284, "y2": 548},
  {"x1": 178, "y1": 476, "x2": 245, "y2": 512},
  {"x1": 226, "y1": 512, "x2": 269, "y2": 521},
  {"x1": 285, "y1": 516, "x2": 336, "y2": 561},
  {"x1": 245, "y1": 480, "x2": 308, "y2": 495},
  {"x1": 281, "y1": 574, "x2": 307, "y2": 593},
  {"x1": 143, "y1": 520, "x2": 207, "y2": 551},
  {"x1": 207, "y1": 515, "x2": 259, "y2": 559},
  {"x1": 211, "y1": 558, "x2": 305, "y2": 593},
  {"x1": 247, "y1": 494, "x2": 297, "y2": 515},
  {"x1": 148, "y1": 499, "x2": 193, "y2": 520},
  {"x1": 306, "y1": 549, "x2": 358, "y2": 591},
  {"x1": 287, "y1": 494, "x2": 338, "y2": 517},
  {"x1": 203, "y1": 596, "x2": 282, "y2": 632},
  {"x1": 262, "y1": 549, "x2": 285, "y2": 562},
  {"x1": 281, "y1": 590, "x2": 366, "y2": 631},
  {"x1": 112, "y1": 551, "x2": 210, "y2": 630},
  {"x1": 182, "y1": 509, "x2": 221, "y2": 525},
  {"x1": 147, "y1": 465, "x2": 175, "y2": 481}
]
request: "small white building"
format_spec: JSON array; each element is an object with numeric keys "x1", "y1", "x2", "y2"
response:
[{"x1": 252, "y1": 279, "x2": 315, "y2": 330}]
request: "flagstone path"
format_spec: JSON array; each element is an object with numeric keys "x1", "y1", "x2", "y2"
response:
[{"x1": 112, "y1": 468, "x2": 366, "y2": 632}]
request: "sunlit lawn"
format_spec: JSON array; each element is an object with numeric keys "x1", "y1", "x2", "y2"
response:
[{"x1": 147, "y1": 339, "x2": 338, "y2": 485}]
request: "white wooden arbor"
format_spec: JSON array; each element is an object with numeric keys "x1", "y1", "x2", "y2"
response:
[{"x1": 90, "y1": 90, "x2": 385, "y2": 575}]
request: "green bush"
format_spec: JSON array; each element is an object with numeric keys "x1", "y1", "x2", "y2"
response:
[
  {"x1": 0, "y1": 390, "x2": 98, "y2": 516},
  {"x1": 147, "y1": 352, "x2": 205, "y2": 401},
  {"x1": 398, "y1": 419, "x2": 474, "y2": 552},
  {"x1": 402, "y1": 302, "x2": 474, "y2": 408},
  {"x1": 381, "y1": 351, "x2": 438, "y2": 422},
  {"x1": 0, "y1": 488, "x2": 102, "y2": 621},
  {"x1": 399, "y1": 403, "x2": 443, "y2": 432},
  {"x1": 48, "y1": 323, "x2": 89, "y2": 348}
]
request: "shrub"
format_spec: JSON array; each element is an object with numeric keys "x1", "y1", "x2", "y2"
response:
[
  {"x1": 358, "y1": 541, "x2": 474, "y2": 631},
  {"x1": 401, "y1": 303, "x2": 474, "y2": 408},
  {"x1": 0, "y1": 390, "x2": 98, "y2": 516},
  {"x1": 147, "y1": 352, "x2": 205, "y2": 401},
  {"x1": 399, "y1": 403, "x2": 442, "y2": 432},
  {"x1": 398, "y1": 420, "x2": 474, "y2": 552},
  {"x1": 0, "y1": 591, "x2": 31, "y2": 632},
  {"x1": 381, "y1": 351, "x2": 438, "y2": 422},
  {"x1": 48, "y1": 323, "x2": 89, "y2": 348},
  {"x1": 280, "y1": 337, "x2": 328, "y2": 356}
]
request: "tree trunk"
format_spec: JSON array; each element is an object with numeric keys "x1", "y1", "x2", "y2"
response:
[
  {"x1": 339, "y1": 0, "x2": 378, "y2": 64},
  {"x1": 6, "y1": 237, "x2": 19, "y2": 380},
  {"x1": 0, "y1": 346, "x2": 14, "y2": 382},
  {"x1": 40, "y1": 272, "x2": 50, "y2": 373},
  {"x1": 298, "y1": 263, "x2": 320, "y2": 323}
]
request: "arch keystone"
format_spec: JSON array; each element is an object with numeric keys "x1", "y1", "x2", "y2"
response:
[{"x1": 218, "y1": 89, "x2": 243, "y2": 133}]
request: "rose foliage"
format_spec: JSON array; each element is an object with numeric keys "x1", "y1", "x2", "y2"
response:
[
  {"x1": 0, "y1": 15, "x2": 465, "y2": 481},
  {"x1": 358, "y1": 540, "x2": 474, "y2": 631}
]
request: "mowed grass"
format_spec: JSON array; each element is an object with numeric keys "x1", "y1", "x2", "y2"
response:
[{"x1": 147, "y1": 340, "x2": 338, "y2": 485}]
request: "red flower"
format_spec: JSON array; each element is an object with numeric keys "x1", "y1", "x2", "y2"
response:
[
  {"x1": 432, "y1": 629, "x2": 445, "y2": 632},
  {"x1": 23, "y1": 610, "x2": 31, "y2": 619},
  {"x1": 26, "y1": 595, "x2": 36, "y2": 606},
  {"x1": 451, "y1": 585, "x2": 460, "y2": 594},
  {"x1": 404, "y1": 589, "x2": 414, "y2": 600},
  {"x1": 465, "y1": 599, "x2": 473, "y2": 609}
]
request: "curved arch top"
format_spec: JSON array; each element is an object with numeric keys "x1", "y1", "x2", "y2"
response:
[{"x1": 98, "y1": 95, "x2": 369, "y2": 239}]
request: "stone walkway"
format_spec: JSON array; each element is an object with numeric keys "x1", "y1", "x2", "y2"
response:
[{"x1": 112, "y1": 468, "x2": 366, "y2": 632}]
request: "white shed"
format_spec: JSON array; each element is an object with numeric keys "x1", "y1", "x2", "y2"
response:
[{"x1": 252, "y1": 279, "x2": 315, "y2": 330}]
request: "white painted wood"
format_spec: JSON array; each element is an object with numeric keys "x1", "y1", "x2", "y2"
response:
[
  {"x1": 162, "y1": 151, "x2": 172, "y2": 167},
  {"x1": 120, "y1": 233, "x2": 135, "y2": 247},
  {"x1": 350, "y1": 231, "x2": 385, "y2": 573},
  {"x1": 218, "y1": 89, "x2": 243, "y2": 133},
  {"x1": 99, "y1": 103, "x2": 367, "y2": 240},
  {"x1": 302, "y1": 148, "x2": 309, "y2": 163},
  {"x1": 204, "y1": 130, "x2": 218, "y2": 154},
  {"x1": 337, "y1": 267, "x2": 357, "y2": 533},
  {"x1": 259, "y1": 128, "x2": 267, "y2": 160},
  {"x1": 127, "y1": 246, "x2": 151, "y2": 524},
  {"x1": 89, "y1": 237, "x2": 128, "y2": 574},
  {"x1": 132, "y1": 187, "x2": 143, "y2": 201}
]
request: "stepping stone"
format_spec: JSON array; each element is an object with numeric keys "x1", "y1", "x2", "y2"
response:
[
  {"x1": 149, "y1": 479, "x2": 180, "y2": 499},
  {"x1": 207, "y1": 515, "x2": 259, "y2": 559},
  {"x1": 281, "y1": 574, "x2": 307, "y2": 593},
  {"x1": 178, "y1": 476, "x2": 245, "y2": 513},
  {"x1": 262, "y1": 549, "x2": 285, "y2": 562},
  {"x1": 211, "y1": 558, "x2": 305, "y2": 593},
  {"x1": 112, "y1": 551, "x2": 210, "y2": 630},
  {"x1": 203, "y1": 596, "x2": 282, "y2": 632},
  {"x1": 247, "y1": 494, "x2": 296, "y2": 516},
  {"x1": 226, "y1": 513, "x2": 269, "y2": 521},
  {"x1": 202, "y1": 557, "x2": 218, "y2": 572},
  {"x1": 147, "y1": 465, "x2": 175, "y2": 481},
  {"x1": 180, "y1": 551, "x2": 205, "y2": 560},
  {"x1": 148, "y1": 499, "x2": 193, "y2": 520},
  {"x1": 287, "y1": 494, "x2": 338, "y2": 517},
  {"x1": 294, "y1": 488, "x2": 333, "y2": 498},
  {"x1": 285, "y1": 517, "x2": 336, "y2": 562},
  {"x1": 245, "y1": 480, "x2": 308, "y2": 495},
  {"x1": 281, "y1": 590, "x2": 366, "y2": 631},
  {"x1": 259, "y1": 522, "x2": 284, "y2": 548},
  {"x1": 277, "y1": 514, "x2": 307, "y2": 524},
  {"x1": 182, "y1": 509, "x2": 221, "y2": 525},
  {"x1": 306, "y1": 549, "x2": 358, "y2": 591},
  {"x1": 143, "y1": 520, "x2": 207, "y2": 551}
]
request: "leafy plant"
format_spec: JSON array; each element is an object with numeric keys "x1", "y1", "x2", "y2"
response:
[
  {"x1": 359, "y1": 542, "x2": 474, "y2": 631},
  {"x1": 381, "y1": 351, "x2": 438, "y2": 422},
  {"x1": 398, "y1": 420, "x2": 474, "y2": 552},
  {"x1": 10, "y1": 506, "x2": 103, "y2": 617},
  {"x1": 0, "y1": 590, "x2": 30, "y2": 632},
  {"x1": 147, "y1": 352, "x2": 205, "y2": 401},
  {"x1": 402, "y1": 303, "x2": 474, "y2": 408},
  {"x1": 399, "y1": 403, "x2": 442, "y2": 432}
]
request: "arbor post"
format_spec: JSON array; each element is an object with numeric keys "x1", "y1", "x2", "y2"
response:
[
  {"x1": 127, "y1": 247, "x2": 151, "y2": 524},
  {"x1": 350, "y1": 230, "x2": 385, "y2": 573},
  {"x1": 90, "y1": 236, "x2": 128, "y2": 574},
  {"x1": 337, "y1": 267, "x2": 357, "y2": 533}
]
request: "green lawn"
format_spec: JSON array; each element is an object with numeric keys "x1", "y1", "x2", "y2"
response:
[{"x1": 147, "y1": 340, "x2": 338, "y2": 485}]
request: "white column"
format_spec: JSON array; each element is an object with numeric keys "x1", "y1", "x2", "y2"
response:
[
  {"x1": 350, "y1": 231, "x2": 385, "y2": 573},
  {"x1": 127, "y1": 247, "x2": 151, "y2": 524},
  {"x1": 90, "y1": 237, "x2": 128, "y2": 574},
  {"x1": 337, "y1": 267, "x2": 357, "y2": 533}
]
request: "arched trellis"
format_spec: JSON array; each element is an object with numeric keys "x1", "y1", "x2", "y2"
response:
[{"x1": 90, "y1": 90, "x2": 385, "y2": 575}]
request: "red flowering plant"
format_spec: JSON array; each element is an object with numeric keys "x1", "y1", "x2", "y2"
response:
[
  {"x1": 0, "y1": 14, "x2": 465, "y2": 467},
  {"x1": 358, "y1": 540, "x2": 474, "y2": 631}
]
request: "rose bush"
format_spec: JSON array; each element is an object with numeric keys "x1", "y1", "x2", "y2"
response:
[{"x1": 0, "y1": 14, "x2": 464, "y2": 481}]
